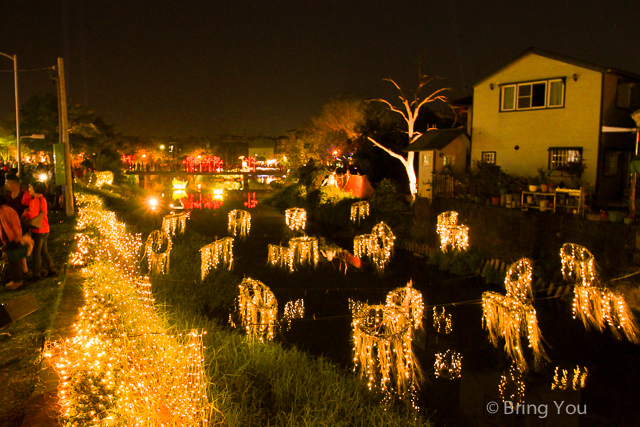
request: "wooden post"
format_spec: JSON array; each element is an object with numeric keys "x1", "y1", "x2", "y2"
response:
[{"x1": 58, "y1": 58, "x2": 74, "y2": 216}]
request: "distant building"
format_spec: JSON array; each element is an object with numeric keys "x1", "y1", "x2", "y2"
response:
[{"x1": 470, "y1": 48, "x2": 640, "y2": 202}]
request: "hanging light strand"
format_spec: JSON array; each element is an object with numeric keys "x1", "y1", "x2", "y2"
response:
[{"x1": 200, "y1": 237, "x2": 234, "y2": 280}]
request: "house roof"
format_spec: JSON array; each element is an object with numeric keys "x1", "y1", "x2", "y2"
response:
[
  {"x1": 403, "y1": 127, "x2": 468, "y2": 152},
  {"x1": 472, "y1": 47, "x2": 640, "y2": 87}
]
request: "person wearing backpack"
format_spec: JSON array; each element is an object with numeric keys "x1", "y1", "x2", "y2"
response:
[{"x1": 22, "y1": 181, "x2": 58, "y2": 279}]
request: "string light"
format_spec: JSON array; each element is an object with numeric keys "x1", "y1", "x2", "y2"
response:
[
  {"x1": 231, "y1": 278, "x2": 278, "y2": 343},
  {"x1": 267, "y1": 244, "x2": 291, "y2": 269},
  {"x1": 228, "y1": 209, "x2": 251, "y2": 239},
  {"x1": 482, "y1": 258, "x2": 549, "y2": 372},
  {"x1": 145, "y1": 230, "x2": 172, "y2": 276},
  {"x1": 434, "y1": 350, "x2": 462, "y2": 379},
  {"x1": 287, "y1": 236, "x2": 319, "y2": 272},
  {"x1": 91, "y1": 171, "x2": 114, "y2": 187},
  {"x1": 282, "y1": 299, "x2": 305, "y2": 331},
  {"x1": 162, "y1": 212, "x2": 188, "y2": 237},
  {"x1": 385, "y1": 281, "x2": 424, "y2": 331},
  {"x1": 172, "y1": 178, "x2": 188, "y2": 190},
  {"x1": 48, "y1": 194, "x2": 211, "y2": 426},
  {"x1": 436, "y1": 211, "x2": 469, "y2": 252},
  {"x1": 350, "y1": 301, "x2": 421, "y2": 409},
  {"x1": 560, "y1": 243, "x2": 639, "y2": 343},
  {"x1": 499, "y1": 364, "x2": 526, "y2": 403},
  {"x1": 432, "y1": 307, "x2": 452, "y2": 334},
  {"x1": 200, "y1": 237, "x2": 234, "y2": 280},
  {"x1": 551, "y1": 365, "x2": 588, "y2": 391},
  {"x1": 350, "y1": 201, "x2": 369, "y2": 226},
  {"x1": 285, "y1": 207, "x2": 306, "y2": 231},
  {"x1": 353, "y1": 222, "x2": 395, "y2": 275}
]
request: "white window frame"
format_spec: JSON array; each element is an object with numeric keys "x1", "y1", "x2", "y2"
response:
[
  {"x1": 548, "y1": 147, "x2": 582, "y2": 172},
  {"x1": 481, "y1": 151, "x2": 496, "y2": 164},
  {"x1": 500, "y1": 78, "x2": 565, "y2": 111}
]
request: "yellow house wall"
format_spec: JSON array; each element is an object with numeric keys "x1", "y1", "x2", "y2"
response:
[{"x1": 472, "y1": 53, "x2": 601, "y2": 189}]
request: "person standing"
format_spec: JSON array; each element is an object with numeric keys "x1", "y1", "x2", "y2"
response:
[
  {"x1": 0, "y1": 195, "x2": 33, "y2": 289},
  {"x1": 5, "y1": 173, "x2": 31, "y2": 218},
  {"x1": 22, "y1": 181, "x2": 57, "y2": 279}
]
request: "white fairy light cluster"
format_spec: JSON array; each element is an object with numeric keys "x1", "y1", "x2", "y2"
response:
[
  {"x1": 48, "y1": 194, "x2": 210, "y2": 426},
  {"x1": 70, "y1": 232, "x2": 97, "y2": 266},
  {"x1": 350, "y1": 201, "x2": 370, "y2": 226},
  {"x1": 200, "y1": 237, "x2": 234, "y2": 280},
  {"x1": 93, "y1": 171, "x2": 114, "y2": 187},
  {"x1": 285, "y1": 207, "x2": 306, "y2": 231},
  {"x1": 436, "y1": 211, "x2": 469, "y2": 252},
  {"x1": 145, "y1": 230, "x2": 172, "y2": 276},
  {"x1": 560, "y1": 243, "x2": 639, "y2": 343},
  {"x1": 434, "y1": 350, "x2": 462, "y2": 380},
  {"x1": 350, "y1": 285, "x2": 424, "y2": 408},
  {"x1": 228, "y1": 209, "x2": 251, "y2": 239},
  {"x1": 551, "y1": 365, "x2": 588, "y2": 391},
  {"x1": 267, "y1": 244, "x2": 290, "y2": 268},
  {"x1": 288, "y1": 236, "x2": 320, "y2": 272},
  {"x1": 432, "y1": 307, "x2": 452, "y2": 334},
  {"x1": 499, "y1": 364, "x2": 526, "y2": 403},
  {"x1": 353, "y1": 222, "x2": 395, "y2": 275},
  {"x1": 162, "y1": 212, "x2": 188, "y2": 237},
  {"x1": 282, "y1": 299, "x2": 305, "y2": 331},
  {"x1": 482, "y1": 258, "x2": 549, "y2": 372},
  {"x1": 231, "y1": 278, "x2": 278, "y2": 343}
]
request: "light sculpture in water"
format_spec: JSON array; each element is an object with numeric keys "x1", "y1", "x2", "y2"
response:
[
  {"x1": 434, "y1": 350, "x2": 462, "y2": 380},
  {"x1": 285, "y1": 207, "x2": 306, "y2": 231},
  {"x1": 145, "y1": 230, "x2": 172, "y2": 275},
  {"x1": 551, "y1": 365, "x2": 588, "y2": 391},
  {"x1": 288, "y1": 236, "x2": 319, "y2": 272},
  {"x1": 200, "y1": 237, "x2": 234, "y2": 280},
  {"x1": 433, "y1": 307, "x2": 452, "y2": 334},
  {"x1": 482, "y1": 258, "x2": 549, "y2": 372},
  {"x1": 353, "y1": 222, "x2": 395, "y2": 274},
  {"x1": 436, "y1": 211, "x2": 469, "y2": 252},
  {"x1": 267, "y1": 244, "x2": 291, "y2": 269},
  {"x1": 282, "y1": 299, "x2": 305, "y2": 330},
  {"x1": 350, "y1": 300, "x2": 421, "y2": 408},
  {"x1": 232, "y1": 278, "x2": 278, "y2": 343},
  {"x1": 499, "y1": 364, "x2": 525, "y2": 403},
  {"x1": 560, "y1": 243, "x2": 639, "y2": 343},
  {"x1": 228, "y1": 209, "x2": 251, "y2": 238},
  {"x1": 162, "y1": 212, "x2": 188, "y2": 237},
  {"x1": 385, "y1": 281, "x2": 424, "y2": 331},
  {"x1": 350, "y1": 201, "x2": 370, "y2": 226}
]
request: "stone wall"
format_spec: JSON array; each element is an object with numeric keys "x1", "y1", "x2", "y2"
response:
[{"x1": 411, "y1": 198, "x2": 638, "y2": 277}]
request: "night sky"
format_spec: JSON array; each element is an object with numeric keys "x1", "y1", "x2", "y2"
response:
[{"x1": 2, "y1": 0, "x2": 640, "y2": 138}]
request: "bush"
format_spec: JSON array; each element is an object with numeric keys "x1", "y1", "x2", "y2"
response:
[
  {"x1": 263, "y1": 183, "x2": 307, "y2": 210},
  {"x1": 369, "y1": 179, "x2": 407, "y2": 228},
  {"x1": 427, "y1": 248, "x2": 483, "y2": 277}
]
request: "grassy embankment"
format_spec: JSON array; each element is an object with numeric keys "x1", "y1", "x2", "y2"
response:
[
  {"x1": 0, "y1": 211, "x2": 77, "y2": 426},
  {"x1": 84, "y1": 185, "x2": 433, "y2": 426}
]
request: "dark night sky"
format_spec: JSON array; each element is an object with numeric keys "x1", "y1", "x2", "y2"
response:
[{"x1": 2, "y1": 0, "x2": 640, "y2": 138}]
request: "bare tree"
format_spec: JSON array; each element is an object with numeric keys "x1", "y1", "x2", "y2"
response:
[{"x1": 367, "y1": 73, "x2": 449, "y2": 199}]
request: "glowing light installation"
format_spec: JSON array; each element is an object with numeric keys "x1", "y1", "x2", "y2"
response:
[
  {"x1": 52, "y1": 194, "x2": 210, "y2": 426},
  {"x1": 162, "y1": 212, "x2": 188, "y2": 237},
  {"x1": 350, "y1": 301, "x2": 421, "y2": 407},
  {"x1": 434, "y1": 350, "x2": 462, "y2": 380},
  {"x1": 433, "y1": 307, "x2": 452, "y2": 334},
  {"x1": 145, "y1": 230, "x2": 172, "y2": 276},
  {"x1": 353, "y1": 222, "x2": 395, "y2": 274},
  {"x1": 93, "y1": 171, "x2": 114, "y2": 187},
  {"x1": 232, "y1": 278, "x2": 278, "y2": 343},
  {"x1": 288, "y1": 236, "x2": 320, "y2": 272},
  {"x1": 172, "y1": 178, "x2": 188, "y2": 190},
  {"x1": 200, "y1": 237, "x2": 234, "y2": 280},
  {"x1": 499, "y1": 364, "x2": 526, "y2": 403},
  {"x1": 551, "y1": 365, "x2": 588, "y2": 391},
  {"x1": 482, "y1": 258, "x2": 549, "y2": 372},
  {"x1": 282, "y1": 299, "x2": 305, "y2": 331},
  {"x1": 436, "y1": 211, "x2": 469, "y2": 252},
  {"x1": 285, "y1": 207, "x2": 306, "y2": 231},
  {"x1": 560, "y1": 243, "x2": 639, "y2": 343},
  {"x1": 267, "y1": 244, "x2": 291, "y2": 268},
  {"x1": 350, "y1": 201, "x2": 370, "y2": 226},
  {"x1": 228, "y1": 209, "x2": 251, "y2": 239},
  {"x1": 385, "y1": 282, "x2": 424, "y2": 331}
]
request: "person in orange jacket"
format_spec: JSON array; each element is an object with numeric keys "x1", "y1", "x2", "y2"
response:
[{"x1": 22, "y1": 181, "x2": 57, "y2": 279}]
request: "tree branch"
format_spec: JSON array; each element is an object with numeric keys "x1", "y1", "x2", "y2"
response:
[{"x1": 367, "y1": 136, "x2": 408, "y2": 164}]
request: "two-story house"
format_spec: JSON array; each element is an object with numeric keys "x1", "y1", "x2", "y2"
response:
[{"x1": 471, "y1": 48, "x2": 640, "y2": 202}]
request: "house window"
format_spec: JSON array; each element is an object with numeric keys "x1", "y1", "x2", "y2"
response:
[
  {"x1": 481, "y1": 151, "x2": 496, "y2": 164},
  {"x1": 604, "y1": 150, "x2": 621, "y2": 176},
  {"x1": 549, "y1": 147, "x2": 582, "y2": 171},
  {"x1": 501, "y1": 78, "x2": 565, "y2": 111},
  {"x1": 422, "y1": 153, "x2": 432, "y2": 166}
]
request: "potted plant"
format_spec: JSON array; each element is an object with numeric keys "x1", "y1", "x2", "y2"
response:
[
  {"x1": 528, "y1": 176, "x2": 541, "y2": 192},
  {"x1": 556, "y1": 161, "x2": 587, "y2": 189},
  {"x1": 537, "y1": 167, "x2": 551, "y2": 192}
]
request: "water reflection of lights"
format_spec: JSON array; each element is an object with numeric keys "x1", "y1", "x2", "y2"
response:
[
  {"x1": 244, "y1": 192, "x2": 258, "y2": 208},
  {"x1": 148, "y1": 197, "x2": 159, "y2": 211},
  {"x1": 179, "y1": 192, "x2": 224, "y2": 210},
  {"x1": 172, "y1": 178, "x2": 187, "y2": 190},
  {"x1": 213, "y1": 188, "x2": 224, "y2": 201},
  {"x1": 172, "y1": 190, "x2": 187, "y2": 200}
]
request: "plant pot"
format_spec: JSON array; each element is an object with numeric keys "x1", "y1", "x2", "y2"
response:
[
  {"x1": 491, "y1": 197, "x2": 500, "y2": 206},
  {"x1": 506, "y1": 194, "x2": 514, "y2": 203},
  {"x1": 586, "y1": 212, "x2": 600, "y2": 221},
  {"x1": 540, "y1": 184, "x2": 548, "y2": 192},
  {"x1": 608, "y1": 211, "x2": 623, "y2": 223},
  {"x1": 474, "y1": 196, "x2": 483, "y2": 204},
  {"x1": 528, "y1": 185, "x2": 538, "y2": 192},
  {"x1": 624, "y1": 217, "x2": 634, "y2": 225}
]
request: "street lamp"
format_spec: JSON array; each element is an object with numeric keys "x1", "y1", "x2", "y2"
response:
[{"x1": 0, "y1": 52, "x2": 19, "y2": 175}]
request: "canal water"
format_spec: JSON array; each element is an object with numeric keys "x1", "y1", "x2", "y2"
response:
[{"x1": 159, "y1": 185, "x2": 640, "y2": 427}]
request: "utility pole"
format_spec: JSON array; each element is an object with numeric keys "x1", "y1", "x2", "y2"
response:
[
  {"x1": 0, "y1": 52, "x2": 19, "y2": 175},
  {"x1": 57, "y1": 58, "x2": 75, "y2": 216}
]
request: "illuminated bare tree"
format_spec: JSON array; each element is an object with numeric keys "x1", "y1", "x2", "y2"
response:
[{"x1": 367, "y1": 74, "x2": 449, "y2": 199}]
